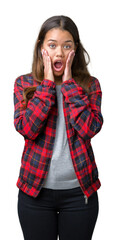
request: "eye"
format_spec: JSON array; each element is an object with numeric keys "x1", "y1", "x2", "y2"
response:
[
  {"x1": 64, "y1": 45, "x2": 71, "y2": 49},
  {"x1": 49, "y1": 44, "x2": 56, "y2": 49}
]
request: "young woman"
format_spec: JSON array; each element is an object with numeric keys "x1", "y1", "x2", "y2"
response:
[{"x1": 14, "y1": 15, "x2": 103, "y2": 240}]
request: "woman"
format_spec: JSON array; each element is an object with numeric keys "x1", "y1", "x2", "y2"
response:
[{"x1": 14, "y1": 15, "x2": 103, "y2": 240}]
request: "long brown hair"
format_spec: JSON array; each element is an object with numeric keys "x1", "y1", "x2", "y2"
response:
[{"x1": 23, "y1": 15, "x2": 91, "y2": 108}]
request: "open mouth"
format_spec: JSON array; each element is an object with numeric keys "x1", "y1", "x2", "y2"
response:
[{"x1": 53, "y1": 60, "x2": 64, "y2": 72}]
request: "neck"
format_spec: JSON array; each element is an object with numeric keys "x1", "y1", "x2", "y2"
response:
[{"x1": 54, "y1": 75, "x2": 62, "y2": 85}]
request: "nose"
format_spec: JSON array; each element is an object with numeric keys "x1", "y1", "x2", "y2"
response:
[{"x1": 56, "y1": 46, "x2": 64, "y2": 58}]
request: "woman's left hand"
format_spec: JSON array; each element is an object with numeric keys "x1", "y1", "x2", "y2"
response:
[{"x1": 62, "y1": 50, "x2": 75, "y2": 82}]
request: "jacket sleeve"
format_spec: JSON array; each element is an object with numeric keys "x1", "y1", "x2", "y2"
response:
[
  {"x1": 61, "y1": 77, "x2": 103, "y2": 141},
  {"x1": 14, "y1": 76, "x2": 56, "y2": 140}
]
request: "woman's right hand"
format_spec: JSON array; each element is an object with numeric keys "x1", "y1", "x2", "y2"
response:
[{"x1": 41, "y1": 49, "x2": 55, "y2": 82}]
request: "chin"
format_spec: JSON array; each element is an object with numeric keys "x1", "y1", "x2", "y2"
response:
[{"x1": 54, "y1": 71, "x2": 64, "y2": 77}]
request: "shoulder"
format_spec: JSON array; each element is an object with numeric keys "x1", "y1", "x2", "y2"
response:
[
  {"x1": 89, "y1": 76, "x2": 102, "y2": 93},
  {"x1": 14, "y1": 72, "x2": 38, "y2": 88}
]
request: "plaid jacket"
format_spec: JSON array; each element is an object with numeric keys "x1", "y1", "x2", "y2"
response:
[{"x1": 14, "y1": 73, "x2": 103, "y2": 198}]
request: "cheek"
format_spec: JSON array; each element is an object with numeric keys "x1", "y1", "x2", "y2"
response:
[{"x1": 47, "y1": 50, "x2": 54, "y2": 59}]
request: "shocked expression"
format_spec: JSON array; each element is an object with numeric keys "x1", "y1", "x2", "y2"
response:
[{"x1": 41, "y1": 28, "x2": 76, "y2": 76}]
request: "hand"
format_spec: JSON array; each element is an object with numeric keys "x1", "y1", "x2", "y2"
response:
[
  {"x1": 62, "y1": 50, "x2": 75, "y2": 82},
  {"x1": 41, "y1": 49, "x2": 55, "y2": 82}
]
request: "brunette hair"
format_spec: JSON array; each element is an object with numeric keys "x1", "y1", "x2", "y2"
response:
[{"x1": 23, "y1": 15, "x2": 91, "y2": 108}]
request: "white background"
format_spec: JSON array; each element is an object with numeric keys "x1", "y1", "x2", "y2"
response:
[{"x1": 0, "y1": 0, "x2": 116, "y2": 239}]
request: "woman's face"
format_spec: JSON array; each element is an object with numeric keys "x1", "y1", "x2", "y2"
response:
[{"x1": 41, "y1": 28, "x2": 76, "y2": 77}]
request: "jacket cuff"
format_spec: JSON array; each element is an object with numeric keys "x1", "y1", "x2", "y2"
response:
[
  {"x1": 61, "y1": 78, "x2": 88, "y2": 97},
  {"x1": 61, "y1": 78, "x2": 76, "y2": 86},
  {"x1": 41, "y1": 79, "x2": 56, "y2": 88}
]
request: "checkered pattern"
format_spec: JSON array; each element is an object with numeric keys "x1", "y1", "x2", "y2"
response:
[{"x1": 14, "y1": 73, "x2": 103, "y2": 198}]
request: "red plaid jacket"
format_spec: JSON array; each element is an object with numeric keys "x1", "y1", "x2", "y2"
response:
[{"x1": 14, "y1": 73, "x2": 103, "y2": 198}]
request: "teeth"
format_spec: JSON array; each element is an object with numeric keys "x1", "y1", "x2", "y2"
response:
[
  {"x1": 55, "y1": 61, "x2": 62, "y2": 64},
  {"x1": 54, "y1": 60, "x2": 62, "y2": 63}
]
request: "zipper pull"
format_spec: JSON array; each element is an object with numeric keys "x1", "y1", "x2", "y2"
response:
[{"x1": 84, "y1": 195, "x2": 88, "y2": 204}]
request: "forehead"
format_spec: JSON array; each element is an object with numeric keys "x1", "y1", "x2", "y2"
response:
[{"x1": 44, "y1": 28, "x2": 74, "y2": 43}]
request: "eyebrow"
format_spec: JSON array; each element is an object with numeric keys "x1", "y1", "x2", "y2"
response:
[{"x1": 47, "y1": 39, "x2": 73, "y2": 43}]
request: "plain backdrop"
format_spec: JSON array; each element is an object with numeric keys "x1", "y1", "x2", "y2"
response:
[{"x1": 0, "y1": 0, "x2": 117, "y2": 239}]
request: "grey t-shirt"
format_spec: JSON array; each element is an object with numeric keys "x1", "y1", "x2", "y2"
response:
[{"x1": 43, "y1": 84, "x2": 80, "y2": 189}]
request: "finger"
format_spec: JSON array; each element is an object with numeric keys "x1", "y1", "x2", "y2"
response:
[
  {"x1": 41, "y1": 48, "x2": 45, "y2": 58},
  {"x1": 66, "y1": 50, "x2": 75, "y2": 65},
  {"x1": 45, "y1": 51, "x2": 51, "y2": 68},
  {"x1": 43, "y1": 49, "x2": 51, "y2": 62},
  {"x1": 41, "y1": 49, "x2": 50, "y2": 68},
  {"x1": 69, "y1": 50, "x2": 75, "y2": 63},
  {"x1": 41, "y1": 49, "x2": 45, "y2": 63},
  {"x1": 41, "y1": 49, "x2": 48, "y2": 59},
  {"x1": 41, "y1": 49, "x2": 44, "y2": 55},
  {"x1": 41, "y1": 50, "x2": 54, "y2": 81}
]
